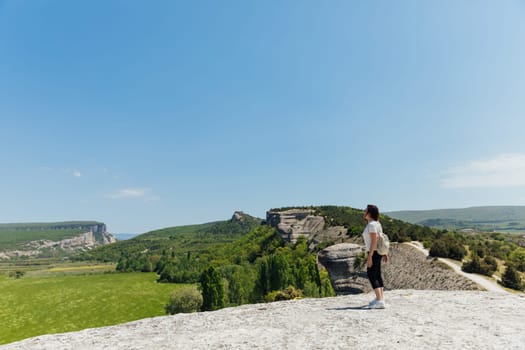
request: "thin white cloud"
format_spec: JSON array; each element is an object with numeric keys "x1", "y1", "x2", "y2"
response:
[
  {"x1": 39, "y1": 166, "x2": 82, "y2": 177},
  {"x1": 441, "y1": 153, "x2": 525, "y2": 188},
  {"x1": 108, "y1": 188, "x2": 148, "y2": 199},
  {"x1": 107, "y1": 188, "x2": 159, "y2": 201}
]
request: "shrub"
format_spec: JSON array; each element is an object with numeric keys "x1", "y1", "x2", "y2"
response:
[
  {"x1": 472, "y1": 244, "x2": 487, "y2": 258},
  {"x1": 429, "y1": 240, "x2": 447, "y2": 258},
  {"x1": 429, "y1": 236, "x2": 466, "y2": 261},
  {"x1": 509, "y1": 248, "x2": 525, "y2": 272},
  {"x1": 448, "y1": 242, "x2": 467, "y2": 260},
  {"x1": 353, "y1": 252, "x2": 366, "y2": 270},
  {"x1": 302, "y1": 281, "x2": 320, "y2": 298},
  {"x1": 266, "y1": 286, "x2": 302, "y2": 302},
  {"x1": 462, "y1": 254, "x2": 497, "y2": 276},
  {"x1": 8, "y1": 270, "x2": 25, "y2": 279},
  {"x1": 390, "y1": 231, "x2": 409, "y2": 243},
  {"x1": 165, "y1": 286, "x2": 203, "y2": 315},
  {"x1": 483, "y1": 255, "x2": 498, "y2": 273}
]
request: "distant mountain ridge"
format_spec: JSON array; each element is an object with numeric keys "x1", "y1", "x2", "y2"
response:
[
  {"x1": 386, "y1": 206, "x2": 525, "y2": 233},
  {"x1": 114, "y1": 233, "x2": 139, "y2": 241}
]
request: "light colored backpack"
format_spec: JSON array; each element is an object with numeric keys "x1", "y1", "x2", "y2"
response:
[{"x1": 376, "y1": 228, "x2": 390, "y2": 256}]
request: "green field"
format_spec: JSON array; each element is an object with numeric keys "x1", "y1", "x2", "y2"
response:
[{"x1": 0, "y1": 271, "x2": 183, "y2": 345}]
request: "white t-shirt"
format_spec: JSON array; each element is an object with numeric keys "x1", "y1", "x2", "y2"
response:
[{"x1": 362, "y1": 220, "x2": 383, "y2": 252}]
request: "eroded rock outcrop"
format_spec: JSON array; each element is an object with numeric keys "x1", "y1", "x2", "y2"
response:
[
  {"x1": 317, "y1": 243, "x2": 368, "y2": 294},
  {"x1": 266, "y1": 209, "x2": 347, "y2": 243}
]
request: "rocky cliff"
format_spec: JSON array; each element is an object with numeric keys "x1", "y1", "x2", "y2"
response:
[
  {"x1": 266, "y1": 208, "x2": 347, "y2": 243},
  {"x1": 0, "y1": 222, "x2": 116, "y2": 259}
]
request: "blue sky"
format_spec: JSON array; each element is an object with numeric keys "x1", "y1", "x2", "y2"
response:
[{"x1": 1, "y1": 1, "x2": 525, "y2": 234}]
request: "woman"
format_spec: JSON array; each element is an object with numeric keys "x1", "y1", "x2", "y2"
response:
[{"x1": 362, "y1": 204, "x2": 388, "y2": 309}]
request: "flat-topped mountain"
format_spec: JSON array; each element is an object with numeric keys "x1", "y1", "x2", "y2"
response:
[{"x1": 0, "y1": 221, "x2": 116, "y2": 259}]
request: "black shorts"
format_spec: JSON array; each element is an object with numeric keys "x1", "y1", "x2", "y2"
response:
[{"x1": 366, "y1": 251, "x2": 384, "y2": 289}]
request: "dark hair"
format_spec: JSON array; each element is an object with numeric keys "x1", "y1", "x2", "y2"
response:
[{"x1": 366, "y1": 204, "x2": 380, "y2": 221}]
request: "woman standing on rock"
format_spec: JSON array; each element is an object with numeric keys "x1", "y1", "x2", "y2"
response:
[{"x1": 363, "y1": 204, "x2": 388, "y2": 309}]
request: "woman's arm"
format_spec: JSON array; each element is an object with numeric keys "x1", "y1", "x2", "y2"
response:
[{"x1": 367, "y1": 232, "x2": 378, "y2": 268}]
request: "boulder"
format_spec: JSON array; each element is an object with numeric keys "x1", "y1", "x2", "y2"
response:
[{"x1": 317, "y1": 243, "x2": 368, "y2": 294}]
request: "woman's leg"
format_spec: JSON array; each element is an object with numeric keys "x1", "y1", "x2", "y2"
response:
[
  {"x1": 367, "y1": 252, "x2": 384, "y2": 300},
  {"x1": 372, "y1": 252, "x2": 384, "y2": 300}
]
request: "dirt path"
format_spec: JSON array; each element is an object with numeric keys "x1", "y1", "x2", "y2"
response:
[{"x1": 406, "y1": 242, "x2": 508, "y2": 293}]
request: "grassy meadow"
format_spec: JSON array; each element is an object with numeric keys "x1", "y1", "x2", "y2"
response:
[{"x1": 0, "y1": 270, "x2": 184, "y2": 345}]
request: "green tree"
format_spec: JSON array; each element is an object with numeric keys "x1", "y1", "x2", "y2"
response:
[
  {"x1": 319, "y1": 269, "x2": 335, "y2": 297},
  {"x1": 221, "y1": 265, "x2": 254, "y2": 305},
  {"x1": 429, "y1": 239, "x2": 446, "y2": 257},
  {"x1": 268, "y1": 254, "x2": 291, "y2": 292},
  {"x1": 501, "y1": 265, "x2": 523, "y2": 291},
  {"x1": 199, "y1": 266, "x2": 225, "y2": 311},
  {"x1": 509, "y1": 248, "x2": 525, "y2": 272},
  {"x1": 255, "y1": 257, "x2": 270, "y2": 300},
  {"x1": 302, "y1": 281, "x2": 320, "y2": 298}
]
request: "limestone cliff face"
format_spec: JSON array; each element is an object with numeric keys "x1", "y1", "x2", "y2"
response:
[
  {"x1": 0, "y1": 223, "x2": 116, "y2": 259},
  {"x1": 266, "y1": 209, "x2": 347, "y2": 243},
  {"x1": 55, "y1": 230, "x2": 116, "y2": 248}
]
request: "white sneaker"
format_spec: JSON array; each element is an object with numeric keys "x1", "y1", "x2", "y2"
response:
[
  {"x1": 367, "y1": 299, "x2": 377, "y2": 307},
  {"x1": 368, "y1": 300, "x2": 385, "y2": 309}
]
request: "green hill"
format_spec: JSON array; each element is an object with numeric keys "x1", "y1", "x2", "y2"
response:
[
  {"x1": 386, "y1": 206, "x2": 525, "y2": 233},
  {"x1": 80, "y1": 212, "x2": 263, "y2": 263}
]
